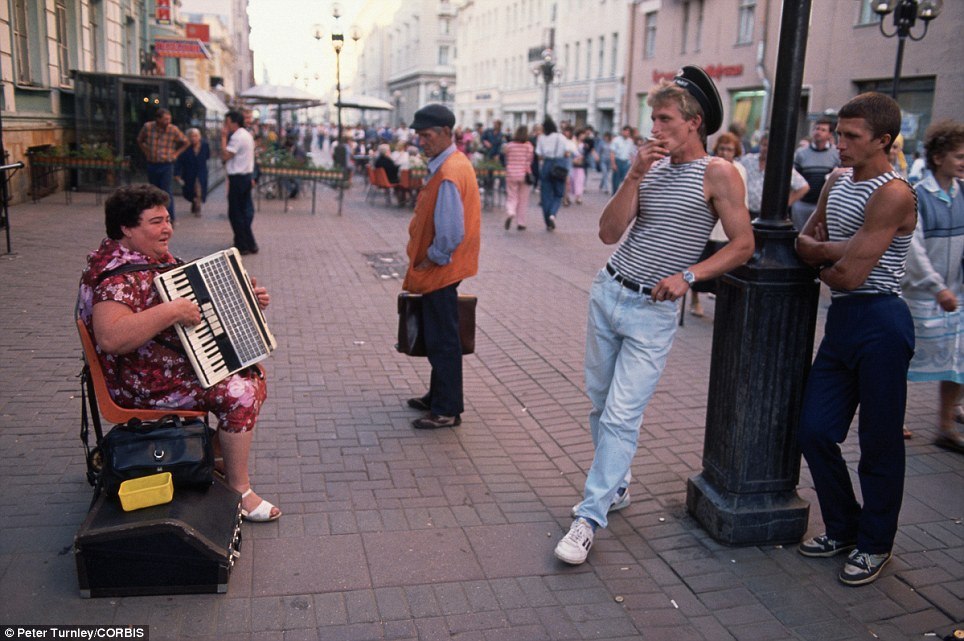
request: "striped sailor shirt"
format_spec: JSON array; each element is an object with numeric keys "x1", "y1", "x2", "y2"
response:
[
  {"x1": 825, "y1": 169, "x2": 914, "y2": 298},
  {"x1": 608, "y1": 155, "x2": 717, "y2": 289}
]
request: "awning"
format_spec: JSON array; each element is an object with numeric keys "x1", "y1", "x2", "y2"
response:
[
  {"x1": 154, "y1": 38, "x2": 211, "y2": 60},
  {"x1": 178, "y1": 78, "x2": 228, "y2": 117}
]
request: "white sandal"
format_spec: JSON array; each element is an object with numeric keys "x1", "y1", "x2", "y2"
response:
[{"x1": 240, "y1": 488, "x2": 281, "y2": 522}]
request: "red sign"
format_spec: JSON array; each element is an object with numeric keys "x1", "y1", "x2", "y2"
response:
[
  {"x1": 185, "y1": 23, "x2": 210, "y2": 43},
  {"x1": 153, "y1": 38, "x2": 211, "y2": 60},
  {"x1": 652, "y1": 64, "x2": 744, "y2": 84},
  {"x1": 156, "y1": 0, "x2": 171, "y2": 25}
]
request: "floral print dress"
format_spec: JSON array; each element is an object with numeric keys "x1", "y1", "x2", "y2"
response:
[{"x1": 78, "y1": 238, "x2": 266, "y2": 432}]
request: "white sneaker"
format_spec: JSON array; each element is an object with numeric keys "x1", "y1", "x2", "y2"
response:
[
  {"x1": 570, "y1": 488, "x2": 630, "y2": 518},
  {"x1": 554, "y1": 518, "x2": 594, "y2": 565}
]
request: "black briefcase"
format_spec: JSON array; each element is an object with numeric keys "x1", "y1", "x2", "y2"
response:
[
  {"x1": 74, "y1": 477, "x2": 242, "y2": 598},
  {"x1": 397, "y1": 292, "x2": 477, "y2": 357}
]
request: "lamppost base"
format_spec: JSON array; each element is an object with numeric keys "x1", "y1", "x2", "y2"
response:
[
  {"x1": 686, "y1": 474, "x2": 809, "y2": 546},
  {"x1": 686, "y1": 227, "x2": 819, "y2": 546}
]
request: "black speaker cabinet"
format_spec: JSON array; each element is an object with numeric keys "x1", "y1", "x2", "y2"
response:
[{"x1": 74, "y1": 477, "x2": 242, "y2": 598}]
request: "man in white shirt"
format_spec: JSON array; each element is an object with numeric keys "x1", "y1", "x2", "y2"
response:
[
  {"x1": 610, "y1": 126, "x2": 635, "y2": 193},
  {"x1": 221, "y1": 110, "x2": 258, "y2": 255}
]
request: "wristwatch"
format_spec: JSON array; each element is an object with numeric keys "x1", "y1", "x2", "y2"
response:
[{"x1": 682, "y1": 270, "x2": 696, "y2": 286}]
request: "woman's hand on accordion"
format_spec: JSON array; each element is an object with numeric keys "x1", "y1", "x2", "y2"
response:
[
  {"x1": 251, "y1": 277, "x2": 270, "y2": 310},
  {"x1": 171, "y1": 298, "x2": 202, "y2": 326}
]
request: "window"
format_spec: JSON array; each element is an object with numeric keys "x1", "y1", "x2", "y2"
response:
[
  {"x1": 694, "y1": 0, "x2": 704, "y2": 52},
  {"x1": 737, "y1": 0, "x2": 755, "y2": 45},
  {"x1": 610, "y1": 32, "x2": 618, "y2": 76},
  {"x1": 441, "y1": 18, "x2": 451, "y2": 35},
  {"x1": 681, "y1": 1, "x2": 690, "y2": 54},
  {"x1": 55, "y1": 0, "x2": 71, "y2": 85},
  {"x1": 857, "y1": 0, "x2": 882, "y2": 25},
  {"x1": 599, "y1": 35, "x2": 605, "y2": 77},
  {"x1": 439, "y1": 45, "x2": 450, "y2": 66},
  {"x1": 574, "y1": 41, "x2": 580, "y2": 80},
  {"x1": 644, "y1": 12, "x2": 657, "y2": 60},
  {"x1": 586, "y1": 39, "x2": 592, "y2": 79},
  {"x1": 12, "y1": 0, "x2": 33, "y2": 84}
]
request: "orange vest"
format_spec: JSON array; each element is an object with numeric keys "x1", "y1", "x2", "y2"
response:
[{"x1": 403, "y1": 151, "x2": 481, "y2": 293}]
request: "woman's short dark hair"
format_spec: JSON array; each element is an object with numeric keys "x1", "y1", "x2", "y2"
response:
[
  {"x1": 923, "y1": 119, "x2": 964, "y2": 172},
  {"x1": 542, "y1": 116, "x2": 558, "y2": 135},
  {"x1": 104, "y1": 184, "x2": 169, "y2": 240},
  {"x1": 513, "y1": 125, "x2": 529, "y2": 143}
]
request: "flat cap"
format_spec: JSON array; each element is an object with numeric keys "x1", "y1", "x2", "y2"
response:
[
  {"x1": 410, "y1": 104, "x2": 455, "y2": 131},
  {"x1": 673, "y1": 65, "x2": 723, "y2": 136}
]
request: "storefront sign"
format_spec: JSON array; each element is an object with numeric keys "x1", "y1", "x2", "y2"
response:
[
  {"x1": 652, "y1": 64, "x2": 744, "y2": 84},
  {"x1": 155, "y1": 0, "x2": 171, "y2": 25},
  {"x1": 185, "y1": 23, "x2": 210, "y2": 43},
  {"x1": 153, "y1": 38, "x2": 211, "y2": 59}
]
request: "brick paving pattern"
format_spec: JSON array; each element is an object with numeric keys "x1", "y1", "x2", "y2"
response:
[{"x1": 0, "y1": 175, "x2": 961, "y2": 641}]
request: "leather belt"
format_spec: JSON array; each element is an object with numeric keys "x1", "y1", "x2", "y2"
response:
[{"x1": 606, "y1": 263, "x2": 652, "y2": 296}]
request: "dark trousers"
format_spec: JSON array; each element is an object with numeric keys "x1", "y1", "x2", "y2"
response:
[
  {"x1": 146, "y1": 162, "x2": 175, "y2": 220},
  {"x1": 421, "y1": 282, "x2": 463, "y2": 417},
  {"x1": 539, "y1": 160, "x2": 566, "y2": 223},
  {"x1": 227, "y1": 174, "x2": 257, "y2": 252},
  {"x1": 798, "y1": 294, "x2": 914, "y2": 554}
]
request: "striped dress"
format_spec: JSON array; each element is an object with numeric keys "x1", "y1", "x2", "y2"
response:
[
  {"x1": 824, "y1": 169, "x2": 914, "y2": 298},
  {"x1": 609, "y1": 155, "x2": 717, "y2": 289}
]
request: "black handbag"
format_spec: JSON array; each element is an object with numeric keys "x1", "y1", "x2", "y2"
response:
[
  {"x1": 97, "y1": 416, "x2": 215, "y2": 496},
  {"x1": 397, "y1": 292, "x2": 476, "y2": 357},
  {"x1": 524, "y1": 172, "x2": 535, "y2": 185},
  {"x1": 549, "y1": 162, "x2": 568, "y2": 182}
]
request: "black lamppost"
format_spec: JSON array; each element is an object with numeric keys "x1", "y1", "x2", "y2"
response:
[
  {"x1": 392, "y1": 89, "x2": 403, "y2": 123},
  {"x1": 313, "y1": 4, "x2": 359, "y2": 216},
  {"x1": 530, "y1": 48, "x2": 560, "y2": 121},
  {"x1": 873, "y1": 0, "x2": 943, "y2": 98}
]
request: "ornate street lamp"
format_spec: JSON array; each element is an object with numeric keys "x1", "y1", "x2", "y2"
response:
[
  {"x1": 313, "y1": 4, "x2": 360, "y2": 216},
  {"x1": 430, "y1": 80, "x2": 450, "y2": 105},
  {"x1": 873, "y1": 0, "x2": 943, "y2": 98},
  {"x1": 530, "y1": 48, "x2": 561, "y2": 121}
]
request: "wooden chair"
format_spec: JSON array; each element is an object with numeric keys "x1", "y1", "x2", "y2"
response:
[{"x1": 77, "y1": 318, "x2": 205, "y2": 425}]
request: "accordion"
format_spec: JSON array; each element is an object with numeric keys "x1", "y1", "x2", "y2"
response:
[{"x1": 155, "y1": 248, "x2": 276, "y2": 388}]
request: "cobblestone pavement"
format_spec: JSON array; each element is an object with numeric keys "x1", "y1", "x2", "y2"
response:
[{"x1": 0, "y1": 174, "x2": 961, "y2": 641}]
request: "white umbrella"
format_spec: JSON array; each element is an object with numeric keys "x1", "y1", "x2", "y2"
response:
[
  {"x1": 240, "y1": 84, "x2": 325, "y2": 128},
  {"x1": 335, "y1": 95, "x2": 394, "y2": 111},
  {"x1": 240, "y1": 84, "x2": 325, "y2": 104}
]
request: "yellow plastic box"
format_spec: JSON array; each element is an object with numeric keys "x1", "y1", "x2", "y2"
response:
[{"x1": 118, "y1": 472, "x2": 174, "y2": 511}]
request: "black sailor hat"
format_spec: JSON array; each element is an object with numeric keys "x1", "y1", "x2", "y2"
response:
[{"x1": 673, "y1": 65, "x2": 723, "y2": 136}]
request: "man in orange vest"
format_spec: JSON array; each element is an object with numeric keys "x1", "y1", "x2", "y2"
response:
[{"x1": 403, "y1": 105, "x2": 482, "y2": 429}]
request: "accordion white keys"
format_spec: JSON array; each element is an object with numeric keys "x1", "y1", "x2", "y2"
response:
[{"x1": 154, "y1": 248, "x2": 277, "y2": 388}]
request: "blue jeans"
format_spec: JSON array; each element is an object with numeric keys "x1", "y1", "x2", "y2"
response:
[
  {"x1": 539, "y1": 158, "x2": 567, "y2": 224},
  {"x1": 611, "y1": 158, "x2": 630, "y2": 193},
  {"x1": 574, "y1": 269, "x2": 679, "y2": 528},
  {"x1": 146, "y1": 162, "x2": 175, "y2": 220},
  {"x1": 798, "y1": 294, "x2": 914, "y2": 554}
]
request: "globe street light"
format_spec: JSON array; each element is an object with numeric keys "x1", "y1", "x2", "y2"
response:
[
  {"x1": 873, "y1": 0, "x2": 943, "y2": 99},
  {"x1": 431, "y1": 80, "x2": 450, "y2": 105},
  {"x1": 530, "y1": 48, "x2": 560, "y2": 121}
]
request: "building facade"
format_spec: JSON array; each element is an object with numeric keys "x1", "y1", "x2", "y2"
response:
[
  {"x1": 384, "y1": 0, "x2": 458, "y2": 128},
  {"x1": 625, "y1": 0, "x2": 963, "y2": 153},
  {"x1": 456, "y1": 0, "x2": 633, "y2": 133},
  {"x1": 1, "y1": 0, "x2": 251, "y2": 204}
]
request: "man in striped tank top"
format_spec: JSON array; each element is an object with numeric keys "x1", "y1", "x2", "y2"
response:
[
  {"x1": 554, "y1": 67, "x2": 754, "y2": 566},
  {"x1": 795, "y1": 93, "x2": 918, "y2": 586}
]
